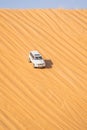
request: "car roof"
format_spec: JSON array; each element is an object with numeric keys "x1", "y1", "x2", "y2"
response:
[{"x1": 30, "y1": 50, "x2": 41, "y2": 56}]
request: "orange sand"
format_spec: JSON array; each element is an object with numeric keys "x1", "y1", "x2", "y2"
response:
[{"x1": 0, "y1": 9, "x2": 87, "y2": 130}]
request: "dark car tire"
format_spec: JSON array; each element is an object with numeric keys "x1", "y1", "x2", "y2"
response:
[
  {"x1": 33, "y1": 64, "x2": 37, "y2": 68},
  {"x1": 29, "y1": 58, "x2": 31, "y2": 63}
]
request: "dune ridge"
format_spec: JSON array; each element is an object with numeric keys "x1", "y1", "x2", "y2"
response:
[{"x1": 0, "y1": 9, "x2": 87, "y2": 130}]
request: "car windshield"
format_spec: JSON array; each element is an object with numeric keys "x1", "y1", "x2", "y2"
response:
[{"x1": 35, "y1": 56, "x2": 42, "y2": 60}]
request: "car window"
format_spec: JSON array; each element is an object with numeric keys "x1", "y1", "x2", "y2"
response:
[{"x1": 35, "y1": 56, "x2": 42, "y2": 60}]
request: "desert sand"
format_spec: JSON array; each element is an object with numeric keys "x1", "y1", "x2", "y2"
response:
[{"x1": 0, "y1": 9, "x2": 87, "y2": 130}]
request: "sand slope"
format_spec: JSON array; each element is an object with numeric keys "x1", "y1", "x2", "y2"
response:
[{"x1": 0, "y1": 9, "x2": 87, "y2": 130}]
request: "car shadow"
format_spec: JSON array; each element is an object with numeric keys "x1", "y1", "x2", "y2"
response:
[{"x1": 45, "y1": 59, "x2": 53, "y2": 69}]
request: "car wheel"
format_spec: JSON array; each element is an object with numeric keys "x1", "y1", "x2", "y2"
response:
[
  {"x1": 33, "y1": 64, "x2": 37, "y2": 68},
  {"x1": 29, "y1": 58, "x2": 31, "y2": 63}
]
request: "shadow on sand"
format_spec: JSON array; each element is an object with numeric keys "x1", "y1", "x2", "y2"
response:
[{"x1": 45, "y1": 59, "x2": 53, "y2": 69}]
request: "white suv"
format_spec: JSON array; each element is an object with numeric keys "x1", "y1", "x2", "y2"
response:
[{"x1": 29, "y1": 50, "x2": 46, "y2": 68}]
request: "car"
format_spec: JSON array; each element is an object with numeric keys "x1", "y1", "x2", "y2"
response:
[{"x1": 29, "y1": 50, "x2": 46, "y2": 68}]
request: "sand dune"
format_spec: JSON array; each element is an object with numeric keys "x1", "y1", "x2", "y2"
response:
[{"x1": 0, "y1": 9, "x2": 87, "y2": 130}]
